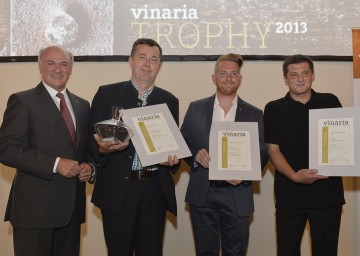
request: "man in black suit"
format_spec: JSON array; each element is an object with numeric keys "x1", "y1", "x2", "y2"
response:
[
  {"x1": 88, "y1": 38, "x2": 179, "y2": 256},
  {"x1": 180, "y1": 53, "x2": 268, "y2": 256},
  {"x1": 0, "y1": 45, "x2": 94, "y2": 256}
]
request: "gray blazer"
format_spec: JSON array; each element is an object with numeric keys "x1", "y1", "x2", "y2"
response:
[
  {"x1": 180, "y1": 94, "x2": 268, "y2": 216},
  {"x1": 0, "y1": 83, "x2": 90, "y2": 228}
]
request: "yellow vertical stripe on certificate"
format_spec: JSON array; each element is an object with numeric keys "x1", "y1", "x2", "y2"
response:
[
  {"x1": 222, "y1": 136, "x2": 228, "y2": 168},
  {"x1": 138, "y1": 121, "x2": 156, "y2": 152},
  {"x1": 322, "y1": 126, "x2": 329, "y2": 163}
]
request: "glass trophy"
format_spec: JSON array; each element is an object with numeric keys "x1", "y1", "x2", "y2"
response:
[{"x1": 95, "y1": 106, "x2": 134, "y2": 143}]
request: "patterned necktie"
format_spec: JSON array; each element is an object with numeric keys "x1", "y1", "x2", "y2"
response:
[{"x1": 56, "y1": 93, "x2": 76, "y2": 145}]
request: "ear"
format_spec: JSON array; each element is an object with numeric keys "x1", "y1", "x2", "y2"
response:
[
  {"x1": 211, "y1": 73, "x2": 216, "y2": 85},
  {"x1": 128, "y1": 56, "x2": 133, "y2": 68},
  {"x1": 283, "y1": 75, "x2": 289, "y2": 86}
]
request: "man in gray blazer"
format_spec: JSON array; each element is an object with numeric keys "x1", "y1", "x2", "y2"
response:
[
  {"x1": 0, "y1": 45, "x2": 94, "y2": 256},
  {"x1": 181, "y1": 53, "x2": 268, "y2": 256}
]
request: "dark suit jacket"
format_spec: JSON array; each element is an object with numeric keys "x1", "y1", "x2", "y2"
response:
[
  {"x1": 0, "y1": 83, "x2": 90, "y2": 228},
  {"x1": 88, "y1": 81, "x2": 179, "y2": 216},
  {"x1": 180, "y1": 95, "x2": 268, "y2": 217}
]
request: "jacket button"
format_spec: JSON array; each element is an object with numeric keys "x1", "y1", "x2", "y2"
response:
[{"x1": 128, "y1": 155, "x2": 133, "y2": 159}]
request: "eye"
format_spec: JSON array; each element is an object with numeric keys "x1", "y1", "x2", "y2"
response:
[
  {"x1": 150, "y1": 57, "x2": 158, "y2": 63},
  {"x1": 290, "y1": 73, "x2": 297, "y2": 79},
  {"x1": 60, "y1": 62, "x2": 69, "y2": 68},
  {"x1": 303, "y1": 70, "x2": 310, "y2": 76}
]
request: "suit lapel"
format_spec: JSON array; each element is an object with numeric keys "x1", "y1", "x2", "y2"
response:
[
  {"x1": 34, "y1": 83, "x2": 75, "y2": 147},
  {"x1": 203, "y1": 96, "x2": 215, "y2": 136},
  {"x1": 234, "y1": 96, "x2": 244, "y2": 121}
]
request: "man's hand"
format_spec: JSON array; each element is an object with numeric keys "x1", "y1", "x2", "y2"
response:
[
  {"x1": 292, "y1": 169, "x2": 328, "y2": 184},
  {"x1": 78, "y1": 163, "x2": 94, "y2": 182},
  {"x1": 160, "y1": 155, "x2": 179, "y2": 166},
  {"x1": 195, "y1": 149, "x2": 211, "y2": 168},
  {"x1": 226, "y1": 179, "x2": 242, "y2": 186},
  {"x1": 94, "y1": 134, "x2": 129, "y2": 154},
  {"x1": 56, "y1": 158, "x2": 81, "y2": 178}
]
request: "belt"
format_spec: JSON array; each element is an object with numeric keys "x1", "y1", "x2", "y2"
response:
[
  {"x1": 209, "y1": 180, "x2": 232, "y2": 187},
  {"x1": 130, "y1": 170, "x2": 158, "y2": 180}
]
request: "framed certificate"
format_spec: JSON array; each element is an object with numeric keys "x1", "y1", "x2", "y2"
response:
[
  {"x1": 122, "y1": 103, "x2": 192, "y2": 167},
  {"x1": 309, "y1": 107, "x2": 360, "y2": 176},
  {"x1": 209, "y1": 121, "x2": 262, "y2": 180}
]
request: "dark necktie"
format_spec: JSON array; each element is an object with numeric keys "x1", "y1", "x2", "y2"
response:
[{"x1": 56, "y1": 93, "x2": 76, "y2": 145}]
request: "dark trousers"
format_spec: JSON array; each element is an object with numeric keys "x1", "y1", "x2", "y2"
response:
[
  {"x1": 101, "y1": 176, "x2": 167, "y2": 256},
  {"x1": 13, "y1": 215, "x2": 80, "y2": 256},
  {"x1": 189, "y1": 186, "x2": 250, "y2": 256},
  {"x1": 276, "y1": 206, "x2": 342, "y2": 256}
]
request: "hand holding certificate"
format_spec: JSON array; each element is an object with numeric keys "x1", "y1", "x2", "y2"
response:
[{"x1": 122, "y1": 103, "x2": 192, "y2": 167}]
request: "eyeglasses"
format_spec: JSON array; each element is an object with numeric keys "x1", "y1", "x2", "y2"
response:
[{"x1": 288, "y1": 70, "x2": 312, "y2": 80}]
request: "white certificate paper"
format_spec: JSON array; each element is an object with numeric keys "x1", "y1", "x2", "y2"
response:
[
  {"x1": 209, "y1": 122, "x2": 262, "y2": 180},
  {"x1": 122, "y1": 104, "x2": 192, "y2": 167},
  {"x1": 309, "y1": 107, "x2": 360, "y2": 176}
]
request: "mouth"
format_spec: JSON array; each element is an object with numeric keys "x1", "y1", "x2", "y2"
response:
[{"x1": 51, "y1": 74, "x2": 63, "y2": 79}]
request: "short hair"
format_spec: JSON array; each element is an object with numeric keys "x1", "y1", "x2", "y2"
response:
[
  {"x1": 282, "y1": 54, "x2": 314, "y2": 76},
  {"x1": 214, "y1": 53, "x2": 244, "y2": 72},
  {"x1": 130, "y1": 38, "x2": 163, "y2": 61},
  {"x1": 38, "y1": 45, "x2": 74, "y2": 64}
]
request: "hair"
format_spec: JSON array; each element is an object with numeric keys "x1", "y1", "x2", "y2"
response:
[
  {"x1": 282, "y1": 54, "x2": 314, "y2": 76},
  {"x1": 130, "y1": 38, "x2": 163, "y2": 61},
  {"x1": 37, "y1": 45, "x2": 74, "y2": 64},
  {"x1": 214, "y1": 53, "x2": 244, "y2": 72}
]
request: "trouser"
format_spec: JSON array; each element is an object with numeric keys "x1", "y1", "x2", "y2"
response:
[
  {"x1": 13, "y1": 215, "x2": 80, "y2": 256},
  {"x1": 276, "y1": 206, "x2": 342, "y2": 256},
  {"x1": 101, "y1": 176, "x2": 167, "y2": 256},
  {"x1": 189, "y1": 186, "x2": 250, "y2": 256}
]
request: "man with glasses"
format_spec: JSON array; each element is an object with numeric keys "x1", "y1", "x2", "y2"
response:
[{"x1": 264, "y1": 54, "x2": 345, "y2": 256}]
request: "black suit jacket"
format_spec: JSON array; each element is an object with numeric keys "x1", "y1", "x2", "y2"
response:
[
  {"x1": 88, "y1": 81, "x2": 179, "y2": 216},
  {"x1": 0, "y1": 83, "x2": 90, "y2": 228},
  {"x1": 180, "y1": 95, "x2": 268, "y2": 217}
]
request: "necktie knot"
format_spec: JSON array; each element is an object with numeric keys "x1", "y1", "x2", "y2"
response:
[{"x1": 56, "y1": 92, "x2": 65, "y2": 100}]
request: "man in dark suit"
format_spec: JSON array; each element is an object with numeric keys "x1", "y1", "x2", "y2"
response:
[
  {"x1": 0, "y1": 45, "x2": 94, "y2": 256},
  {"x1": 88, "y1": 38, "x2": 179, "y2": 256},
  {"x1": 180, "y1": 53, "x2": 268, "y2": 256}
]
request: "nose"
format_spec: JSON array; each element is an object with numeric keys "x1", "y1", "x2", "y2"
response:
[
  {"x1": 54, "y1": 64, "x2": 63, "y2": 72},
  {"x1": 298, "y1": 74, "x2": 305, "y2": 81},
  {"x1": 225, "y1": 73, "x2": 232, "y2": 80}
]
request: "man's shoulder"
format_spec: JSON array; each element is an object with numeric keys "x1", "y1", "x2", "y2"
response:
[
  {"x1": 99, "y1": 81, "x2": 131, "y2": 91},
  {"x1": 313, "y1": 91, "x2": 338, "y2": 100},
  {"x1": 153, "y1": 86, "x2": 178, "y2": 101},
  {"x1": 10, "y1": 84, "x2": 42, "y2": 100},
  {"x1": 239, "y1": 98, "x2": 262, "y2": 113},
  {"x1": 264, "y1": 97, "x2": 286, "y2": 109},
  {"x1": 189, "y1": 95, "x2": 214, "y2": 106}
]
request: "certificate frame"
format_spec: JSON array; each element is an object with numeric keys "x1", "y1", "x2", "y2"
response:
[
  {"x1": 122, "y1": 103, "x2": 192, "y2": 167},
  {"x1": 309, "y1": 107, "x2": 360, "y2": 176},
  {"x1": 209, "y1": 121, "x2": 262, "y2": 180}
]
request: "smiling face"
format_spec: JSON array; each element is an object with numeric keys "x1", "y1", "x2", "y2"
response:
[
  {"x1": 128, "y1": 44, "x2": 162, "y2": 91},
  {"x1": 212, "y1": 60, "x2": 242, "y2": 97},
  {"x1": 38, "y1": 46, "x2": 73, "y2": 92},
  {"x1": 284, "y1": 62, "x2": 315, "y2": 102}
]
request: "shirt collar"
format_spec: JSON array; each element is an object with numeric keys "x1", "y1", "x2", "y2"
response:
[
  {"x1": 130, "y1": 80, "x2": 154, "y2": 98},
  {"x1": 214, "y1": 93, "x2": 238, "y2": 106},
  {"x1": 43, "y1": 82, "x2": 67, "y2": 98}
]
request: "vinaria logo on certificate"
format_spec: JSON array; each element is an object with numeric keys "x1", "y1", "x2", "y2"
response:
[{"x1": 132, "y1": 112, "x2": 179, "y2": 155}]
